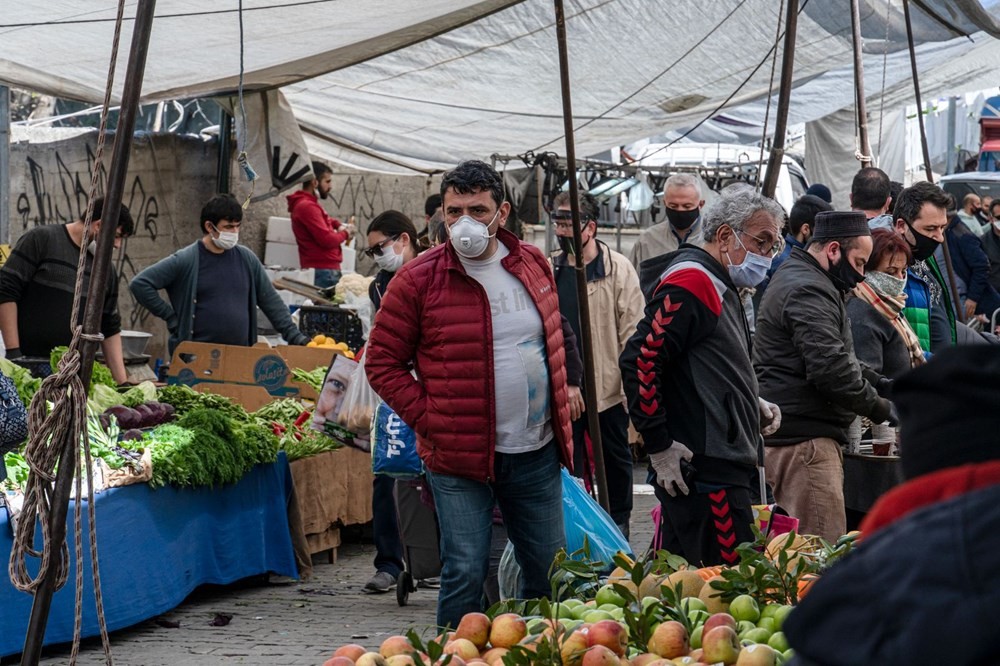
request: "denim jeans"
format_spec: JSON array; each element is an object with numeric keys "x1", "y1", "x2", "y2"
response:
[
  {"x1": 426, "y1": 440, "x2": 564, "y2": 629},
  {"x1": 313, "y1": 269, "x2": 341, "y2": 289},
  {"x1": 372, "y1": 475, "x2": 404, "y2": 577}
]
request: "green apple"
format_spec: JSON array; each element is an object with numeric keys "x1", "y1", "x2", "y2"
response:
[
  {"x1": 572, "y1": 605, "x2": 592, "y2": 621},
  {"x1": 595, "y1": 584, "x2": 627, "y2": 608},
  {"x1": 729, "y1": 594, "x2": 760, "y2": 623},
  {"x1": 737, "y1": 620, "x2": 757, "y2": 636},
  {"x1": 760, "y1": 604, "x2": 782, "y2": 620},
  {"x1": 556, "y1": 603, "x2": 576, "y2": 619},
  {"x1": 561, "y1": 598, "x2": 585, "y2": 609},
  {"x1": 768, "y1": 631, "x2": 790, "y2": 653},
  {"x1": 784, "y1": 648, "x2": 796, "y2": 662},
  {"x1": 772, "y1": 604, "x2": 793, "y2": 630},
  {"x1": 640, "y1": 596, "x2": 660, "y2": 612},
  {"x1": 687, "y1": 609, "x2": 709, "y2": 627},
  {"x1": 583, "y1": 610, "x2": 616, "y2": 624},
  {"x1": 756, "y1": 617, "x2": 777, "y2": 633},
  {"x1": 690, "y1": 624, "x2": 704, "y2": 650},
  {"x1": 743, "y1": 627, "x2": 773, "y2": 644},
  {"x1": 680, "y1": 597, "x2": 708, "y2": 614},
  {"x1": 526, "y1": 618, "x2": 547, "y2": 634}
]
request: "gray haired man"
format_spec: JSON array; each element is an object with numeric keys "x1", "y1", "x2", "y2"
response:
[
  {"x1": 628, "y1": 173, "x2": 706, "y2": 268},
  {"x1": 620, "y1": 188, "x2": 784, "y2": 566}
]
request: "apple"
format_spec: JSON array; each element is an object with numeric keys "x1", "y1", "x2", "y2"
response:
[
  {"x1": 560, "y1": 619, "x2": 585, "y2": 632},
  {"x1": 782, "y1": 649, "x2": 795, "y2": 662},
  {"x1": 560, "y1": 629, "x2": 591, "y2": 666},
  {"x1": 646, "y1": 620, "x2": 688, "y2": 659},
  {"x1": 680, "y1": 598, "x2": 708, "y2": 614},
  {"x1": 489, "y1": 613, "x2": 527, "y2": 649},
  {"x1": 443, "y1": 638, "x2": 480, "y2": 662},
  {"x1": 335, "y1": 645, "x2": 369, "y2": 662},
  {"x1": 562, "y1": 598, "x2": 585, "y2": 609},
  {"x1": 759, "y1": 604, "x2": 781, "y2": 620},
  {"x1": 742, "y1": 628, "x2": 772, "y2": 645},
  {"x1": 387, "y1": 656, "x2": 416, "y2": 666},
  {"x1": 703, "y1": 613, "x2": 737, "y2": 636},
  {"x1": 629, "y1": 653, "x2": 661, "y2": 666},
  {"x1": 641, "y1": 596, "x2": 660, "y2": 612},
  {"x1": 701, "y1": 626, "x2": 741, "y2": 665},
  {"x1": 584, "y1": 610, "x2": 617, "y2": 624},
  {"x1": 481, "y1": 647, "x2": 508, "y2": 666},
  {"x1": 381, "y1": 636, "x2": 414, "y2": 659},
  {"x1": 687, "y1": 610, "x2": 709, "y2": 627},
  {"x1": 587, "y1": 620, "x2": 628, "y2": 657},
  {"x1": 729, "y1": 595, "x2": 760, "y2": 623},
  {"x1": 596, "y1": 584, "x2": 628, "y2": 607},
  {"x1": 736, "y1": 621, "x2": 756, "y2": 637},
  {"x1": 355, "y1": 653, "x2": 389, "y2": 666},
  {"x1": 324, "y1": 658, "x2": 355, "y2": 666},
  {"x1": 688, "y1": 648, "x2": 705, "y2": 662},
  {"x1": 441, "y1": 658, "x2": 466, "y2": 666},
  {"x1": 689, "y1": 625, "x2": 704, "y2": 650},
  {"x1": 735, "y1": 643, "x2": 777, "y2": 666},
  {"x1": 772, "y1": 605, "x2": 793, "y2": 630},
  {"x1": 581, "y1": 645, "x2": 622, "y2": 666},
  {"x1": 755, "y1": 618, "x2": 777, "y2": 633},
  {"x1": 456, "y1": 612, "x2": 491, "y2": 650},
  {"x1": 766, "y1": 632, "x2": 789, "y2": 653}
]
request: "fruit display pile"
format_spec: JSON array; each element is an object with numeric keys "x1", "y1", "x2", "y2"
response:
[
  {"x1": 306, "y1": 334, "x2": 356, "y2": 358},
  {"x1": 320, "y1": 531, "x2": 858, "y2": 666}
]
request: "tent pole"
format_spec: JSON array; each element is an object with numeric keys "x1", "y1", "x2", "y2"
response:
[
  {"x1": 850, "y1": 0, "x2": 873, "y2": 168},
  {"x1": 902, "y1": 0, "x2": 964, "y2": 324},
  {"x1": 0, "y1": 85, "x2": 9, "y2": 245},
  {"x1": 20, "y1": 2, "x2": 157, "y2": 662},
  {"x1": 552, "y1": 0, "x2": 610, "y2": 513},
  {"x1": 217, "y1": 109, "x2": 233, "y2": 194},
  {"x1": 761, "y1": 0, "x2": 799, "y2": 198}
]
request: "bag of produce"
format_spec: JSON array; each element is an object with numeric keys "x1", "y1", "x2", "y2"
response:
[
  {"x1": 333, "y1": 354, "x2": 379, "y2": 437},
  {"x1": 371, "y1": 402, "x2": 421, "y2": 477},
  {"x1": 561, "y1": 467, "x2": 631, "y2": 567}
]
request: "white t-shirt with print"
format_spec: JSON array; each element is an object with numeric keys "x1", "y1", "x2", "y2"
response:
[{"x1": 460, "y1": 244, "x2": 553, "y2": 454}]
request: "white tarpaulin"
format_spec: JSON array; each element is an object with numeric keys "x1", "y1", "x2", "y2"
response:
[{"x1": 1, "y1": 1, "x2": 999, "y2": 174}]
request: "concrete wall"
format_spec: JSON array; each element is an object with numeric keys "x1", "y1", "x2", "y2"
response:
[{"x1": 7, "y1": 129, "x2": 438, "y2": 364}]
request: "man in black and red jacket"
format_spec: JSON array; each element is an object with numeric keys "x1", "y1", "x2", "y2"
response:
[{"x1": 620, "y1": 187, "x2": 784, "y2": 566}]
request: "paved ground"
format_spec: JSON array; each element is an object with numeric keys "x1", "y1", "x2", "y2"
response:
[{"x1": 15, "y1": 475, "x2": 658, "y2": 666}]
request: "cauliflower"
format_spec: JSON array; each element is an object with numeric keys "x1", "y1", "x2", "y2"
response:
[{"x1": 334, "y1": 272, "x2": 374, "y2": 299}]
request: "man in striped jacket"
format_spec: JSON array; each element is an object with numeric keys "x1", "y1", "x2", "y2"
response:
[{"x1": 620, "y1": 187, "x2": 783, "y2": 566}]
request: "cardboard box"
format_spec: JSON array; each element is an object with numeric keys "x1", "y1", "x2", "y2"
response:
[{"x1": 166, "y1": 341, "x2": 339, "y2": 411}]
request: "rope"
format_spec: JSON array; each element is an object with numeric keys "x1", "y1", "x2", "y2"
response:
[
  {"x1": 756, "y1": 0, "x2": 785, "y2": 192},
  {"x1": 875, "y1": 0, "x2": 892, "y2": 166},
  {"x1": 8, "y1": 0, "x2": 126, "y2": 662},
  {"x1": 235, "y1": 0, "x2": 258, "y2": 208}
]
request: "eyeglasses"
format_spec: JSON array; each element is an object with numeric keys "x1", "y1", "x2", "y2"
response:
[
  {"x1": 551, "y1": 211, "x2": 595, "y2": 231},
  {"x1": 364, "y1": 235, "x2": 399, "y2": 258},
  {"x1": 739, "y1": 230, "x2": 784, "y2": 258}
]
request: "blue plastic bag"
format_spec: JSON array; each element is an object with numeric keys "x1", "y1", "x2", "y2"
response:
[
  {"x1": 371, "y1": 402, "x2": 422, "y2": 477},
  {"x1": 561, "y1": 468, "x2": 632, "y2": 566}
]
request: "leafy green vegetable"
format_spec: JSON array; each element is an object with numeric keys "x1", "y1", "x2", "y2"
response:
[
  {"x1": 88, "y1": 383, "x2": 125, "y2": 413},
  {"x1": 156, "y1": 384, "x2": 249, "y2": 421},
  {"x1": 252, "y1": 398, "x2": 306, "y2": 426},
  {"x1": 291, "y1": 366, "x2": 327, "y2": 393},
  {"x1": 0, "y1": 356, "x2": 41, "y2": 406},
  {"x1": 50, "y1": 345, "x2": 117, "y2": 391},
  {"x1": 121, "y1": 381, "x2": 157, "y2": 407},
  {"x1": 3, "y1": 451, "x2": 29, "y2": 489},
  {"x1": 280, "y1": 429, "x2": 342, "y2": 461}
]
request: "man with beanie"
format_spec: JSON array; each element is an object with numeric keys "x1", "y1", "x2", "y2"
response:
[
  {"x1": 621, "y1": 187, "x2": 785, "y2": 566},
  {"x1": 783, "y1": 346, "x2": 1000, "y2": 666},
  {"x1": 754, "y1": 211, "x2": 894, "y2": 542},
  {"x1": 628, "y1": 174, "x2": 705, "y2": 268},
  {"x1": 804, "y1": 183, "x2": 832, "y2": 204},
  {"x1": 756, "y1": 193, "x2": 832, "y2": 299}
]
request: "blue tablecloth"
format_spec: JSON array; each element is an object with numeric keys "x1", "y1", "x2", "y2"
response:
[{"x1": 1, "y1": 455, "x2": 299, "y2": 658}]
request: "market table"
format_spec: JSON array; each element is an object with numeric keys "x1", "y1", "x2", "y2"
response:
[
  {"x1": 843, "y1": 452, "x2": 905, "y2": 514},
  {"x1": 1, "y1": 455, "x2": 299, "y2": 659}
]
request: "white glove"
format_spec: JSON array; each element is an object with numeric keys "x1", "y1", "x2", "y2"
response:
[
  {"x1": 759, "y1": 396, "x2": 782, "y2": 437},
  {"x1": 649, "y1": 442, "x2": 694, "y2": 497}
]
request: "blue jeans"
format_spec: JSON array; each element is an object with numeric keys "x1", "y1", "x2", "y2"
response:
[
  {"x1": 313, "y1": 269, "x2": 341, "y2": 289},
  {"x1": 426, "y1": 440, "x2": 565, "y2": 629},
  {"x1": 372, "y1": 475, "x2": 404, "y2": 577}
]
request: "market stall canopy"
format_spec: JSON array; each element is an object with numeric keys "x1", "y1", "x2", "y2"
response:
[{"x1": 2, "y1": 1, "x2": 999, "y2": 173}]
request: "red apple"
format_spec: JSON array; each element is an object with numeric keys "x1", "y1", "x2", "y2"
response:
[
  {"x1": 324, "y1": 658, "x2": 356, "y2": 666},
  {"x1": 488, "y1": 613, "x2": 527, "y2": 649},
  {"x1": 701, "y1": 626, "x2": 741, "y2": 666},
  {"x1": 481, "y1": 647, "x2": 509, "y2": 665},
  {"x1": 629, "y1": 653, "x2": 661, "y2": 666},
  {"x1": 443, "y1": 638, "x2": 480, "y2": 662},
  {"x1": 355, "y1": 653, "x2": 389, "y2": 666},
  {"x1": 646, "y1": 620, "x2": 689, "y2": 659},
  {"x1": 581, "y1": 645, "x2": 622, "y2": 666},
  {"x1": 587, "y1": 620, "x2": 628, "y2": 657},
  {"x1": 735, "y1": 643, "x2": 777, "y2": 666},
  {"x1": 456, "y1": 612, "x2": 492, "y2": 650},
  {"x1": 560, "y1": 629, "x2": 590, "y2": 666},
  {"x1": 387, "y1": 656, "x2": 416, "y2": 666},
  {"x1": 381, "y1": 636, "x2": 414, "y2": 659},
  {"x1": 703, "y1": 613, "x2": 738, "y2": 636},
  {"x1": 335, "y1": 645, "x2": 368, "y2": 662}
]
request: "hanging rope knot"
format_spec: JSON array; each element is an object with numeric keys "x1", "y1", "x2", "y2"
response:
[
  {"x1": 854, "y1": 149, "x2": 873, "y2": 163},
  {"x1": 79, "y1": 332, "x2": 105, "y2": 343}
]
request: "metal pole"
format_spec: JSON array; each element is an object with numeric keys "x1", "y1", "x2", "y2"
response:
[
  {"x1": 552, "y1": 0, "x2": 610, "y2": 513},
  {"x1": 536, "y1": 163, "x2": 550, "y2": 255},
  {"x1": 850, "y1": 0, "x2": 873, "y2": 168},
  {"x1": 217, "y1": 109, "x2": 233, "y2": 194},
  {"x1": 902, "y1": 0, "x2": 965, "y2": 324},
  {"x1": 0, "y1": 85, "x2": 10, "y2": 245},
  {"x1": 945, "y1": 96, "x2": 957, "y2": 175},
  {"x1": 761, "y1": 0, "x2": 799, "y2": 197},
  {"x1": 20, "y1": 2, "x2": 157, "y2": 661}
]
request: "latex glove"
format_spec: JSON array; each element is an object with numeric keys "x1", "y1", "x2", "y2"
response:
[
  {"x1": 567, "y1": 385, "x2": 585, "y2": 421},
  {"x1": 649, "y1": 442, "x2": 694, "y2": 497},
  {"x1": 758, "y1": 396, "x2": 782, "y2": 437}
]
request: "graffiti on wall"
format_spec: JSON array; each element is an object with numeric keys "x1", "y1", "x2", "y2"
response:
[{"x1": 324, "y1": 174, "x2": 430, "y2": 223}]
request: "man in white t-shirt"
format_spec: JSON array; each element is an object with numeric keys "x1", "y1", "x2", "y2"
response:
[{"x1": 366, "y1": 161, "x2": 576, "y2": 629}]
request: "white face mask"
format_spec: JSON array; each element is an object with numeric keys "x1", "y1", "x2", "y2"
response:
[
  {"x1": 449, "y1": 209, "x2": 500, "y2": 259},
  {"x1": 725, "y1": 232, "x2": 772, "y2": 288},
  {"x1": 374, "y1": 240, "x2": 404, "y2": 272},
  {"x1": 211, "y1": 224, "x2": 239, "y2": 251}
]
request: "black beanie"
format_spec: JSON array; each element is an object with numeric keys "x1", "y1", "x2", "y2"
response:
[
  {"x1": 893, "y1": 345, "x2": 1000, "y2": 480},
  {"x1": 810, "y1": 210, "x2": 872, "y2": 242}
]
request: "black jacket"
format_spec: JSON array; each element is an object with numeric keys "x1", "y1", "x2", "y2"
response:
[
  {"x1": 786, "y1": 483, "x2": 1000, "y2": 665},
  {"x1": 621, "y1": 245, "x2": 759, "y2": 487},
  {"x1": 945, "y1": 215, "x2": 1000, "y2": 316},
  {"x1": 753, "y1": 247, "x2": 891, "y2": 446}
]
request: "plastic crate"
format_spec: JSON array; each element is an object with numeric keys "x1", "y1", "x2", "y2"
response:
[
  {"x1": 298, "y1": 306, "x2": 364, "y2": 352},
  {"x1": 12, "y1": 357, "x2": 52, "y2": 378}
]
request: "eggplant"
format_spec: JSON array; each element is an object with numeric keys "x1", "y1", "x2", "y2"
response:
[
  {"x1": 121, "y1": 429, "x2": 145, "y2": 442},
  {"x1": 134, "y1": 403, "x2": 156, "y2": 427},
  {"x1": 105, "y1": 405, "x2": 140, "y2": 430}
]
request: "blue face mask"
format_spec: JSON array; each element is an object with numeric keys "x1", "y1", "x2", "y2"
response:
[{"x1": 726, "y1": 232, "x2": 772, "y2": 288}]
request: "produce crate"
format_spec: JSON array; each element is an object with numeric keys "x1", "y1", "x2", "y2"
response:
[
  {"x1": 298, "y1": 306, "x2": 364, "y2": 352},
  {"x1": 12, "y1": 356, "x2": 52, "y2": 378}
]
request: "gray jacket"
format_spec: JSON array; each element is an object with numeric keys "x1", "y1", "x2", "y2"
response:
[
  {"x1": 130, "y1": 240, "x2": 308, "y2": 355},
  {"x1": 753, "y1": 247, "x2": 891, "y2": 446}
]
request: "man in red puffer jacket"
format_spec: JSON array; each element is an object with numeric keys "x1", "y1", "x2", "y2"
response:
[
  {"x1": 367, "y1": 160, "x2": 574, "y2": 629},
  {"x1": 287, "y1": 161, "x2": 353, "y2": 289}
]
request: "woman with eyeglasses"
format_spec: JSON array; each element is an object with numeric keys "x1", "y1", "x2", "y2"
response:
[{"x1": 362, "y1": 210, "x2": 422, "y2": 594}]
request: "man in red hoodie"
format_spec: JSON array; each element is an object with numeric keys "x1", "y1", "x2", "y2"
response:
[{"x1": 287, "y1": 161, "x2": 354, "y2": 288}]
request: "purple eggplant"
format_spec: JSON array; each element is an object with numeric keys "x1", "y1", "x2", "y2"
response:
[{"x1": 121, "y1": 429, "x2": 145, "y2": 442}]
